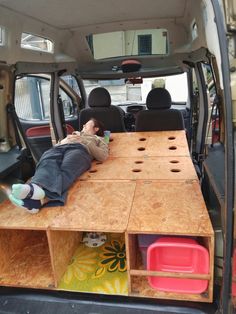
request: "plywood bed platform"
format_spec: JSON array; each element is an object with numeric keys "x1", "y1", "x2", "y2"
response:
[{"x1": 0, "y1": 131, "x2": 214, "y2": 302}]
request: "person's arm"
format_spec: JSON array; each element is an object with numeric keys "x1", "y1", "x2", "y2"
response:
[
  {"x1": 59, "y1": 134, "x2": 81, "y2": 145},
  {"x1": 86, "y1": 138, "x2": 109, "y2": 161}
]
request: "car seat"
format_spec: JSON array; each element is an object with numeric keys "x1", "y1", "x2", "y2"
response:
[
  {"x1": 79, "y1": 87, "x2": 126, "y2": 132},
  {"x1": 135, "y1": 88, "x2": 184, "y2": 131}
]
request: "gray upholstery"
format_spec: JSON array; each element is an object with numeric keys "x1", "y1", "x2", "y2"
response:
[
  {"x1": 79, "y1": 87, "x2": 126, "y2": 132},
  {"x1": 135, "y1": 88, "x2": 184, "y2": 131}
]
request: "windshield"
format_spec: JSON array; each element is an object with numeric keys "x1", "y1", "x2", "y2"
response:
[{"x1": 83, "y1": 73, "x2": 188, "y2": 106}]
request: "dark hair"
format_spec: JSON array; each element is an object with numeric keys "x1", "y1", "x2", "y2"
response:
[{"x1": 90, "y1": 118, "x2": 105, "y2": 137}]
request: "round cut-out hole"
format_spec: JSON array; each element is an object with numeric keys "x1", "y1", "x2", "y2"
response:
[
  {"x1": 169, "y1": 160, "x2": 179, "y2": 164},
  {"x1": 109, "y1": 138, "x2": 114, "y2": 142},
  {"x1": 89, "y1": 169, "x2": 97, "y2": 173},
  {"x1": 168, "y1": 146, "x2": 177, "y2": 150},
  {"x1": 139, "y1": 138, "x2": 146, "y2": 141},
  {"x1": 132, "y1": 169, "x2": 142, "y2": 172},
  {"x1": 168, "y1": 136, "x2": 176, "y2": 140},
  {"x1": 171, "y1": 169, "x2": 181, "y2": 173},
  {"x1": 137, "y1": 147, "x2": 145, "y2": 151},
  {"x1": 135, "y1": 160, "x2": 144, "y2": 164}
]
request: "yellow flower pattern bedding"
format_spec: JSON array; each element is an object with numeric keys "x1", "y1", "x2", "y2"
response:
[{"x1": 59, "y1": 233, "x2": 128, "y2": 295}]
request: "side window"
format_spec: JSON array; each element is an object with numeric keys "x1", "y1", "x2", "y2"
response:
[
  {"x1": 60, "y1": 75, "x2": 81, "y2": 118},
  {"x1": 59, "y1": 88, "x2": 74, "y2": 118},
  {"x1": 15, "y1": 76, "x2": 50, "y2": 121},
  {"x1": 15, "y1": 74, "x2": 81, "y2": 121},
  {"x1": 201, "y1": 63, "x2": 219, "y2": 144}
]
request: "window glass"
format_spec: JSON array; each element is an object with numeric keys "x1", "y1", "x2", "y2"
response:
[
  {"x1": 87, "y1": 28, "x2": 168, "y2": 60},
  {"x1": 0, "y1": 26, "x2": 5, "y2": 46},
  {"x1": 15, "y1": 76, "x2": 50, "y2": 120},
  {"x1": 21, "y1": 33, "x2": 54, "y2": 53},
  {"x1": 83, "y1": 73, "x2": 188, "y2": 106},
  {"x1": 15, "y1": 75, "x2": 78, "y2": 121},
  {"x1": 59, "y1": 89, "x2": 74, "y2": 117},
  {"x1": 61, "y1": 75, "x2": 81, "y2": 97},
  {"x1": 201, "y1": 63, "x2": 219, "y2": 144}
]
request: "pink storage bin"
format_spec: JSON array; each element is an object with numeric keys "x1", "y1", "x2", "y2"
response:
[{"x1": 147, "y1": 237, "x2": 209, "y2": 294}]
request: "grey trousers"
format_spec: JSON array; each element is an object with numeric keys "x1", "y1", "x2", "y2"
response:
[{"x1": 31, "y1": 143, "x2": 92, "y2": 205}]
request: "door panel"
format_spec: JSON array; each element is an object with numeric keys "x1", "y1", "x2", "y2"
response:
[{"x1": 14, "y1": 74, "x2": 80, "y2": 161}]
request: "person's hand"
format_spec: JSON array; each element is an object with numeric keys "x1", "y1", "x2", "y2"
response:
[
  {"x1": 69, "y1": 133, "x2": 81, "y2": 142},
  {"x1": 72, "y1": 131, "x2": 80, "y2": 136}
]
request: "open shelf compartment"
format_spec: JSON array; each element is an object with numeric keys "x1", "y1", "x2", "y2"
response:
[
  {"x1": 51, "y1": 231, "x2": 128, "y2": 295},
  {"x1": 126, "y1": 233, "x2": 214, "y2": 302},
  {"x1": 0, "y1": 229, "x2": 55, "y2": 289}
]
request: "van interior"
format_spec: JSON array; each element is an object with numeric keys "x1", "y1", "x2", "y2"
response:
[{"x1": 0, "y1": 1, "x2": 235, "y2": 313}]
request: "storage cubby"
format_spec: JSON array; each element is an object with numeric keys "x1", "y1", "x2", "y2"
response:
[
  {"x1": 0, "y1": 229, "x2": 55, "y2": 288},
  {"x1": 54, "y1": 231, "x2": 128, "y2": 295},
  {"x1": 125, "y1": 233, "x2": 214, "y2": 302}
]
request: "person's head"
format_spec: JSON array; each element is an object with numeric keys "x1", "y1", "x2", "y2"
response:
[{"x1": 82, "y1": 118, "x2": 105, "y2": 137}]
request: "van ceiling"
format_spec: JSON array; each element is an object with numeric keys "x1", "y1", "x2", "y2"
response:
[
  {"x1": 0, "y1": 0, "x2": 213, "y2": 77},
  {"x1": 0, "y1": 0, "x2": 187, "y2": 29}
]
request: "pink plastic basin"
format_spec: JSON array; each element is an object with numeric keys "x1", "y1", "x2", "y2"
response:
[{"x1": 147, "y1": 237, "x2": 209, "y2": 294}]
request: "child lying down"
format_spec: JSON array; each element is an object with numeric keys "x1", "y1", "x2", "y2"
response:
[{"x1": 9, "y1": 118, "x2": 109, "y2": 213}]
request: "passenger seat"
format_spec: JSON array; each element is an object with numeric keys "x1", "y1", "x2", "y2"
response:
[
  {"x1": 79, "y1": 87, "x2": 126, "y2": 132},
  {"x1": 135, "y1": 88, "x2": 184, "y2": 131}
]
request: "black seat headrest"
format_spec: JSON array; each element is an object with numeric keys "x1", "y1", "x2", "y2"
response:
[
  {"x1": 146, "y1": 88, "x2": 172, "y2": 110},
  {"x1": 88, "y1": 87, "x2": 111, "y2": 108}
]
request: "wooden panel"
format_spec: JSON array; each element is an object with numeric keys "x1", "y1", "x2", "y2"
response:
[
  {"x1": 109, "y1": 131, "x2": 189, "y2": 157},
  {"x1": 0, "y1": 230, "x2": 11, "y2": 275},
  {"x1": 202, "y1": 236, "x2": 214, "y2": 302},
  {"x1": 126, "y1": 233, "x2": 138, "y2": 270},
  {"x1": 130, "y1": 270, "x2": 211, "y2": 280},
  {"x1": 0, "y1": 199, "x2": 62, "y2": 229},
  {"x1": 128, "y1": 180, "x2": 213, "y2": 236},
  {"x1": 0, "y1": 229, "x2": 54, "y2": 288},
  {"x1": 51, "y1": 180, "x2": 136, "y2": 232},
  {"x1": 80, "y1": 157, "x2": 197, "y2": 181},
  {"x1": 47, "y1": 230, "x2": 81, "y2": 286},
  {"x1": 130, "y1": 276, "x2": 211, "y2": 302}
]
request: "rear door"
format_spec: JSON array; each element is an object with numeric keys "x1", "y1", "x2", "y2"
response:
[{"x1": 14, "y1": 74, "x2": 82, "y2": 161}]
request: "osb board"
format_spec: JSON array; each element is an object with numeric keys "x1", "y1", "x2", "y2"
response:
[
  {"x1": 202, "y1": 237, "x2": 214, "y2": 303},
  {"x1": 80, "y1": 157, "x2": 198, "y2": 181},
  {"x1": 0, "y1": 199, "x2": 64, "y2": 229},
  {"x1": 50, "y1": 180, "x2": 136, "y2": 232},
  {"x1": 109, "y1": 131, "x2": 189, "y2": 157},
  {"x1": 131, "y1": 276, "x2": 212, "y2": 302},
  {"x1": 0, "y1": 229, "x2": 55, "y2": 288},
  {"x1": 128, "y1": 180, "x2": 214, "y2": 236},
  {"x1": 47, "y1": 230, "x2": 81, "y2": 286}
]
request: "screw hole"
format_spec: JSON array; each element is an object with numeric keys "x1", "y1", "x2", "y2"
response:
[{"x1": 110, "y1": 138, "x2": 114, "y2": 142}]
